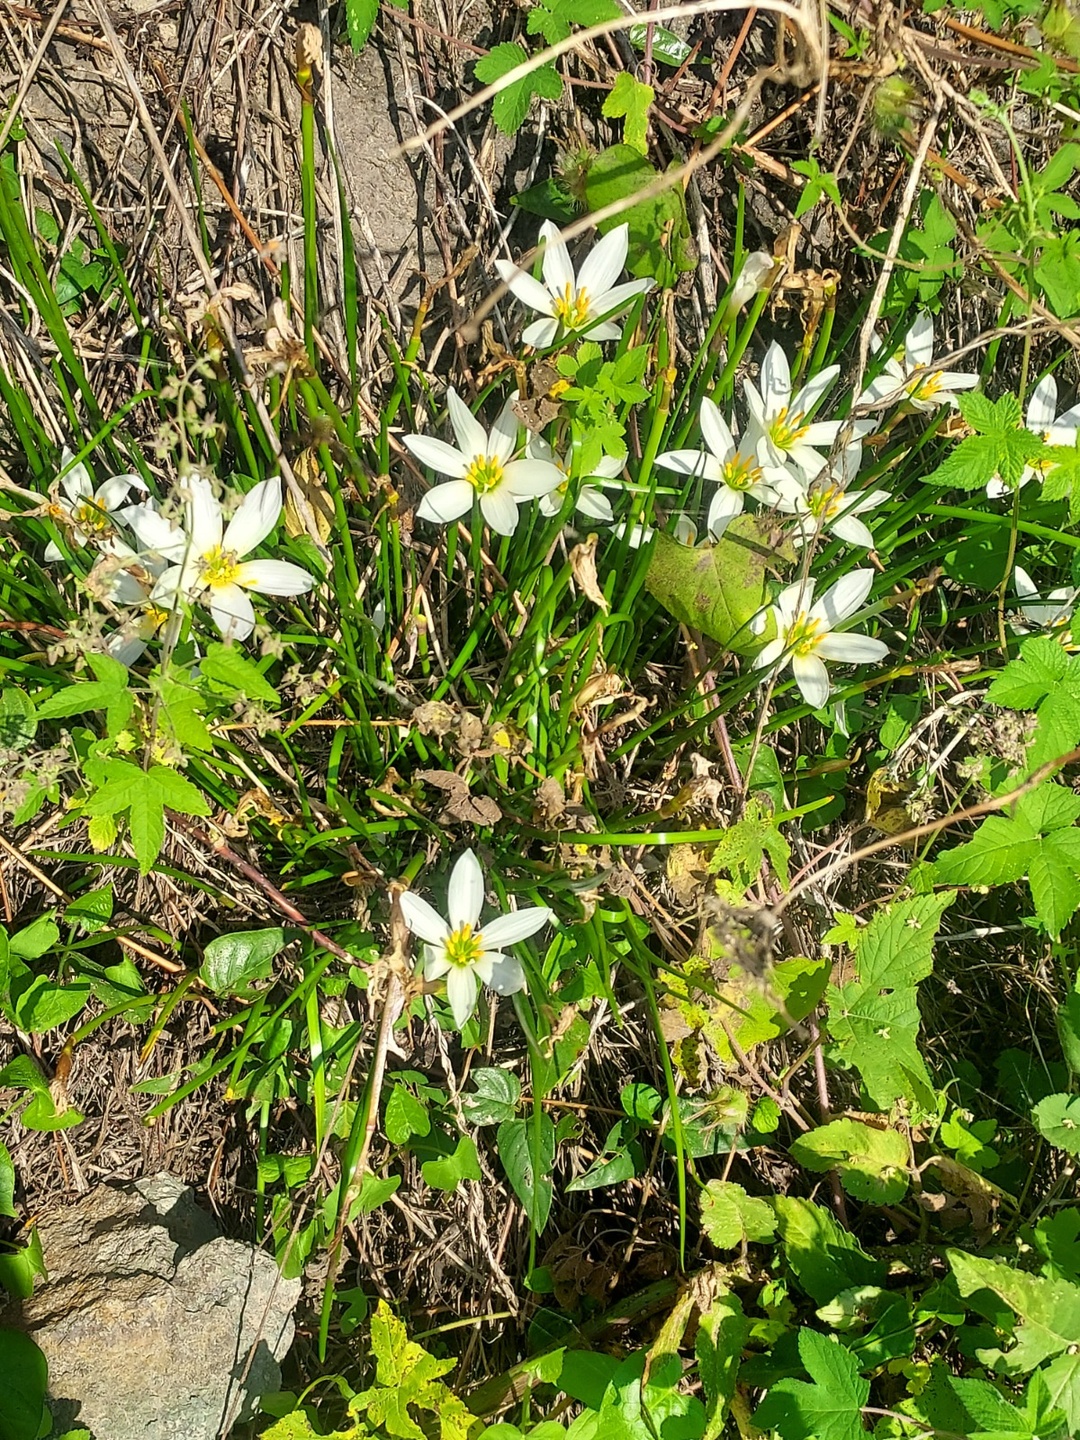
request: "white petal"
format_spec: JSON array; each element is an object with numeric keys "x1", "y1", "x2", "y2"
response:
[
  {"x1": 816, "y1": 569, "x2": 874, "y2": 626},
  {"x1": 1028, "y1": 375, "x2": 1058, "y2": 431},
  {"x1": 754, "y1": 637, "x2": 785, "y2": 672},
  {"x1": 417, "y1": 480, "x2": 474, "y2": 525},
  {"x1": 905, "y1": 313, "x2": 935, "y2": 369},
  {"x1": 522, "y1": 317, "x2": 560, "y2": 348},
  {"x1": 482, "y1": 907, "x2": 553, "y2": 948},
  {"x1": 699, "y1": 398, "x2": 735, "y2": 462},
  {"x1": 526, "y1": 435, "x2": 558, "y2": 466},
  {"x1": 151, "y1": 564, "x2": 189, "y2": 605},
  {"x1": 480, "y1": 487, "x2": 520, "y2": 535},
  {"x1": 108, "y1": 571, "x2": 152, "y2": 605},
  {"x1": 760, "y1": 343, "x2": 791, "y2": 410},
  {"x1": 706, "y1": 486, "x2": 744, "y2": 537},
  {"x1": 792, "y1": 651, "x2": 831, "y2": 708},
  {"x1": 583, "y1": 320, "x2": 623, "y2": 341},
  {"x1": 938, "y1": 372, "x2": 979, "y2": 394},
  {"x1": 424, "y1": 945, "x2": 451, "y2": 981},
  {"x1": 486, "y1": 952, "x2": 526, "y2": 996},
  {"x1": 400, "y1": 891, "x2": 450, "y2": 945},
  {"x1": 539, "y1": 220, "x2": 574, "y2": 298},
  {"x1": 792, "y1": 365, "x2": 840, "y2": 419},
  {"x1": 185, "y1": 473, "x2": 223, "y2": 556},
  {"x1": 503, "y1": 458, "x2": 563, "y2": 498},
  {"x1": 223, "y1": 479, "x2": 282, "y2": 558},
  {"x1": 986, "y1": 475, "x2": 1011, "y2": 499},
  {"x1": 496, "y1": 262, "x2": 556, "y2": 317},
  {"x1": 654, "y1": 448, "x2": 720, "y2": 480},
  {"x1": 446, "y1": 388, "x2": 487, "y2": 460},
  {"x1": 210, "y1": 583, "x2": 256, "y2": 641},
  {"x1": 126, "y1": 504, "x2": 189, "y2": 564},
  {"x1": 448, "y1": 849, "x2": 485, "y2": 930},
  {"x1": 106, "y1": 632, "x2": 149, "y2": 667},
  {"x1": 404, "y1": 434, "x2": 470, "y2": 478},
  {"x1": 59, "y1": 449, "x2": 93, "y2": 503},
  {"x1": 816, "y1": 632, "x2": 888, "y2": 664},
  {"x1": 235, "y1": 559, "x2": 313, "y2": 596},
  {"x1": 1014, "y1": 565, "x2": 1039, "y2": 601},
  {"x1": 577, "y1": 487, "x2": 614, "y2": 523},
  {"x1": 674, "y1": 515, "x2": 698, "y2": 546},
  {"x1": 591, "y1": 454, "x2": 625, "y2": 480},
  {"x1": 831, "y1": 515, "x2": 875, "y2": 548},
  {"x1": 488, "y1": 393, "x2": 521, "y2": 464},
  {"x1": 44, "y1": 539, "x2": 65, "y2": 563},
  {"x1": 577, "y1": 224, "x2": 629, "y2": 297},
  {"x1": 95, "y1": 474, "x2": 147, "y2": 512},
  {"x1": 446, "y1": 967, "x2": 481, "y2": 1029},
  {"x1": 589, "y1": 278, "x2": 651, "y2": 318}
]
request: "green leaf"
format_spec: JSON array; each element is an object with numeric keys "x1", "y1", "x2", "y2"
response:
[
  {"x1": 385, "y1": 1084, "x2": 431, "y2": 1144},
  {"x1": 0, "y1": 1328, "x2": 49, "y2": 1440},
  {"x1": 0, "y1": 688, "x2": 36, "y2": 750},
  {"x1": 0, "y1": 1142, "x2": 16, "y2": 1219},
  {"x1": 497, "y1": 1115, "x2": 555, "y2": 1231},
  {"x1": 696, "y1": 1289, "x2": 749, "y2": 1440},
  {"x1": 345, "y1": 0, "x2": 378, "y2": 50},
  {"x1": 354, "y1": 1301, "x2": 472, "y2": 1440},
  {"x1": 753, "y1": 1329, "x2": 870, "y2": 1440},
  {"x1": 13, "y1": 977, "x2": 90, "y2": 1033},
  {"x1": 826, "y1": 892, "x2": 953, "y2": 1109},
  {"x1": 1041, "y1": 442, "x2": 1080, "y2": 521},
  {"x1": 84, "y1": 760, "x2": 210, "y2": 873},
  {"x1": 790, "y1": 1119, "x2": 909, "y2": 1204},
  {"x1": 701, "y1": 1180, "x2": 777, "y2": 1248},
  {"x1": 199, "y1": 642, "x2": 279, "y2": 703},
  {"x1": 1035, "y1": 231, "x2": 1080, "y2": 317},
  {"x1": 1057, "y1": 986, "x2": 1080, "y2": 1077},
  {"x1": 582, "y1": 143, "x2": 696, "y2": 285},
  {"x1": 527, "y1": 0, "x2": 620, "y2": 44},
  {"x1": 65, "y1": 885, "x2": 113, "y2": 934},
  {"x1": 602, "y1": 72, "x2": 653, "y2": 154},
  {"x1": 421, "y1": 1135, "x2": 482, "y2": 1192},
  {"x1": 200, "y1": 928, "x2": 286, "y2": 995},
  {"x1": 644, "y1": 515, "x2": 789, "y2": 654},
  {"x1": 462, "y1": 1067, "x2": 521, "y2": 1126},
  {"x1": 926, "y1": 393, "x2": 1044, "y2": 490},
  {"x1": 792, "y1": 158, "x2": 843, "y2": 219},
  {"x1": 473, "y1": 44, "x2": 563, "y2": 137},
  {"x1": 36, "y1": 678, "x2": 125, "y2": 721},
  {"x1": 773, "y1": 1196, "x2": 885, "y2": 1304},
  {"x1": 9, "y1": 916, "x2": 59, "y2": 960},
  {"x1": 628, "y1": 22, "x2": 693, "y2": 64},
  {"x1": 350, "y1": 1172, "x2": 401, "y2": 1220},
  {"x1": 1033, "y1": 1093, "x2": 1080, "y2": 1156},
  {"x1": 949, "y1": 1249, "x2": 1080, "y2": 1370}
]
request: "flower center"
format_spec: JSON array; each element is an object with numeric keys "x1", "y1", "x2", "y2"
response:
[
  {"x1": 786, "y1": 612, "x2": 824, "y2": 656},
  {"x1": 445, "y1": 922, "x2": 484, "y2": 969},
  {"x1": 552, "y1": 283, "x2": 592, "y2": 330},
  {"x1": 769, "y1": 406, "x2": 810, "y2": 451},
  {"x1": 464, "y1": 453, "x2": 506, "y2": 496},
  {"x1": 72, "y1": 499, "x2": 112, "y2": 535},
  {"x1": 721, "y1": 452, "x2": 763, "y2": 492},
  {"x1": 200, "y1": 545, "x2": 242, "y2": 589},
  {"x1": 807, "y1": 483, "x2": 844, "y2": 521},
  {"x1": 908, "y1": 369, "x2": 943, "y2": 403}
]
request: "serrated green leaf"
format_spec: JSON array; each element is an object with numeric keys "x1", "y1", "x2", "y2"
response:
[
  {"x1": 602, "y1": 72, "x2": 653, "y2": 154},
  {"x1": 701, "y1": 1180, "x2": 777, "y2": 1248},
  {"x1": 790, "y1": 1119, "x2": 909, "y2": 1204},
  {"x1": 474, "y1": 44, "x2": 562, "y2": 136},
  {"x1": 949, "y1": 1249, "x2": 1080, "y2": 1370},
  {"x1": 354, "y1": 1300, "x2": 472, "y2": 1440},
  {"x1": 199, "y1": 643, "x2": 279, "y2": 703},
  {"x1": 36, "y1": 680, "x2": 123, "y2": 720},
  {"x1": 927, "y1": 393, "x2": 1045, "y2": 490},
  {"x1": 1033, "y1": 1093, "x2": 1080, "y2": 1156},
  {"x1": 773, "y1": 1196, "x2": 885, "y2": 1303},
  {"x1": 753, "y1": 1328, "x2": 870, "y2": 1440},
  {"x1": 696, "y1": 1288, "x2": 749, "y2": 1440},
  {"x1": 149, "y1": 764, "x2": 211, "y2": 816}
]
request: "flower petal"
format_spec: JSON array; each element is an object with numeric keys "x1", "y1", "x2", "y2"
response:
[
  {"x1": 1014, "y1": 565, "x2": 1039, "y2": 601},
  {"x1": 184, "y1": 473, "x2": 223, "y2": 556},
  {"x1": 400, "y1": 891, "x2": 450, "y2": 945},
  {"x1": 905, "y1": 312, "x2": 935, "y2": 369},
  {"x1": 699, "y1": 398, "x2": 735, "y2": 462},
  {"x1": 235, "y1": 559, "x2": 313, "y2": 596},
  {"x1": 817, "y1": 569, "x2": 874, "y2": 626},
  {"x1": 816, "y1": 631, "x2": 888, "y2": 664},
  {"x1": 831, "y1": 514, "x2": 875, "y2": 548},
  {"x1": 448, "y1": 849, "x2": 485, "y2": 930},
  {"x1": 503, "y1": 458, "x2": 563, "y2": 498},
  {"x1": 58, "y1": 448, "x2": 93, "y2": 503},
  {"x1": 223, "y1": 479, "x2": 282, "y2": 558},
  {"x1": 760, "y1": 342, "x2": 791, "y2": 410},
  {"x1": 792, "y1": 651, "x2": 831, "y2": 708},
  {"x1": 1028, "y1": 375, "x2": 1058, "y2": 431},
  {"x1": 577, "y1": 486, "x2": 614, "y2": 523},
  {"x1": 539, "y1": 220, "x2": 574, "y2": 298},
  {"x1": 417, "y1": 480, "x2": 474, "y2": 525},
  {"x1": 209, "y1": 583, "x2": 256, "y2": 641},
  {"x1": 706, "y1": 485, "x2": 744, "y2": 537},
  {"x1": 126, "y1": 503, "x2": 190, "y2": 564},
  {"x1": 754, "y1": 637, "x2": 785, "y2": 672},
  {"x1": 95, "y1": 473, "x2": 147, "y2": 512},
  {"x1": 446, "y1": 388, "x2": 487, "y2": 461},
  {"x1": 495, "y1": 261, "x2": 556, "y2": 317},
  {"x1": 486, "y1": 952, "x2": 526, "y2": 996},
  {"x1": 404, "y1": 434, "x2": 470, "y2": 478},
  {"x1": 488, "y1": 393, "x2": 521, "y2": 465},
  {"x1": 522, "y1": 317, "x2": 560, "y2": 348},
  {"x1": 792, "y1": 364, "x2": 840, "y2": 418},
  {"x1": 480, "y1": 487, "x2": 521, "y2": 535},
  {"x1": 482, "y1": 906, "x2": 553, "y2": 948},
  {"x1": 589, "y1": 277, "x2": 652, "y2": 318},
  {"x1": 577, "y1": 223, "x2": 629, "y2": 297},
  {"x1": 424, "y1": 945, "x2": 451, "y2": 981},
  {"x1": 446, "y1": 967, "x2": 481, "y2": 1029}
]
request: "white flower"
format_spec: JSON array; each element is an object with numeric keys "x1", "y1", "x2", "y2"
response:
[
  {"x1": 127, "y1": 475, "x2": 314, "y2": 642},
  {"x1": 400, "y1": 849, "x2": 552, "y2": 1029},
  {"x1": 614, "y1": 514, "x2": 698, "y2": 548},
  {"x1": 44, "y1": 447, "x2": 146, "y2": 562},
  {"x1": 745, "y1": 343, "x2": 872, "y2": 479},
  {"x1": 495, "y1": 222, "x2": 654, "y2": 348},
  {"x1": 528, "y1": 437, "x2": 621, "y2": 523},
  {"x1": 1012, "y1": 565, "x2": 1078, "y2": 638},
  {"x1": 775, "y1": 446, "x2": 891, "y2": 549},
  {"x1": 656, "y1": 396, "x2": 792, "y2": 538},
  {"x1": 753, "y1": 569, "x2": 888, "y2": 708},
  {"x1": 403, "y1": 389, "x2": 562, "y2": 536},
  {"x1": 987, "y1": 375, "x2": 1080, "y2": 498},
  {"x1": 861, "y1": 314, "x2": 979, "y2": 413},
  {"x1": 725, "y1": 251, "x2": 776, "y2": 318}
]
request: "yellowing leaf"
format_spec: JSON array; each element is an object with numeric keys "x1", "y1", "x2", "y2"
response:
[{"x1": 284, "y1": 446, "x2": 334, "y2": 542}]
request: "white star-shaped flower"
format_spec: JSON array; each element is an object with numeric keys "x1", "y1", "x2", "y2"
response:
[
  {"x1": 753, "y1": 569, "x2": 888, "y2": 708},
  {"x1": 987, "y1": 375, "x2": 1080, "y2": 498},
  {"x1": 775, "y1": 446, "x2": 891, "y2": 549},
  {"x1": 403, "y1": 389, "x2": 562, "y2": 536},
  {"x1": 400, "y1": 849, "x2": 552, "y2": 1029},
  {"x1": 656, "y1": 396, "x2": 792, "y2": 538},
  {"x1": 745, "y1": 343, "x2": 872, "y2": 479},
  {"x1": 861, "y1": 313, "x2": 979, "y2": 413},
  {"x1": 495, "y1": 222, "x2": 654, "y2": 349},
  {"x1": 44, "y1": 447, "x2": 146, "y2": 562},
  {"x1": 127, "y1": 475, "x2": 314, "y2": 641}
]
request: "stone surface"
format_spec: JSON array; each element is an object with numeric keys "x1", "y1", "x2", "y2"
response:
[{"x1": 3, "y1": 1174, "x2": 300, "y2": 1440}]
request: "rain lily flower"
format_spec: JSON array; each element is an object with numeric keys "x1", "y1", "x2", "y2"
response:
[
  {"x1": 724, "y1": 251, "x2": 776, "y2": 319},
  {"x1": 1012, "y1": 564, "x2": 1078, "y2": 639},
  {"x1": 528, "y1": 437, "x2": 621, "y2": 524},
  {"x1": 45, "y1": 447, "x2": 146, "y2": 562},
  {"x1": 400, "y1": 848, "x2": 552, "y2": 1029},
  {"x1": 127, "y1": 474, "x2": 314, "y2": 642},
  {"x1": 987, "y1": 375, "x2": 1080, "y2": 498},
  {"x1": 775, "y1": 446, "x2": 891, "y2": 549},
  {"x1": 753, "y1": 569, "x2": 888, "y2": 708},
  {"x1": 656, "y1": 397, "x2": 792, "y2": 538},
  {"x1": 861, "y1": 314, "x2": 979, "y2": 413},
  {"x1": 403, "y1": 389, "x2": 562, "y2": 536},
  {"x1": 495, "y1": 221, "x2": 653, "y2": 348},
  {"x1": 745, "y1": 343, "x2": 871, "y2": 479}
]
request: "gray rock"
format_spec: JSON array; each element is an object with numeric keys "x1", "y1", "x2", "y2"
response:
[{"x1": 3, "y1": 1174, "x2": 300, "y2": 1440}]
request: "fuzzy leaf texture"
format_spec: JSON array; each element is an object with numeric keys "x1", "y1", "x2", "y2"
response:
[
  {"x1": 825, "y1": 891, "x2": 953, "y2": 1110},
  {"x1": 753, "y1": 1328, "x2": 870, "y2": 1440},
  {"x1": 926, "y1": 393, "x2": 1045, "y2": 490},
  {"x1": 474, "y1": 44, "x2": 562, "y2": 136},
  {"x1": 986, "y1": 635, "x2": 1080, "y2": 768},
  {"x1": 700, "y1": 1180, "x2": 777, "y2": 1248},
  {"x1": 789, "y1": 1119, "x2": 909, "y2": 1204}
]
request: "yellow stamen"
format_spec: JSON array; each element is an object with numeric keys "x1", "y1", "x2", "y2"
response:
[
  {"x1": 908, "y1": 370, "x2": 944, "y2": 403},
  {"x1": 445, "y1": 923, "x2": 484, "y2": 969},
  {"x1": 464, "y1": 454, "x2": 506, "y2": 496},
  {"x1": 786, "y1": 613, "x2": 823, "y2": 656},
  {"x1": 769, "y1": 406, "x2": 810, "y2": 451},
  {"x1": 721, "y1": 452, "x2": 763, "y2": 492},
  {"x1": 72, "y1": 499, "x2": 112, "y2": 535},
  {"x1": 552, "y1": 283, "x2": 592, "y2": 330},
  {"x1": 807, "y1": 483, "x2": 844, "y2": 521},
  {"x1": 201, "y1": 546, "x2": 243, "y2": 589}
]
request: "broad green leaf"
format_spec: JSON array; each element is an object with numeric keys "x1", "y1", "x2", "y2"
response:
[
  {"x1": 473, "y1": 44, "x2": 562, "y2": 136},
  {"x1": 350, "y1": 1172, "x2": 401, "y2": 1220},
  {"x1": 200, "y1": 928, "x2": 286, "y2": 995},
  {"x1": 0, "y1": 688, "x2": 36, "y2": 749},
  {"x1": 0, "y1": 1328, "x2": 49, "y2": 1440},
  {"x1": 645, "y1": 515, "x2": 787, "y2": 653},
  {"x1": 345, "y1": 0, "x2": 378, "y2": 50},
  {"x1": 773, "y1": 1196, "x2": 885, "y2": 1304},
  {"x1": 602, "y1": 72, "x2": 653, "y2": 154},
  {"x1": 949, "y1": 1249, "x2": 1080, "y2": 1371},
  {"x1": 583, "y1": 143, "x2": 696, "y2": 284},
  {"x1": 790, "y1": 1119, "x2": 909, "y2": 1204},
  {"x1": 354, "y1": 1300, "x2": 471, "y2": 1440},
  {"x1": 0, "y1": 1141, "x2": 15, "y2": 1219},
  {"x1": 9, "y1": 916, "x2": 59, "y2": 960},
  {"x1": 36, "y1": 679, "x2": 123, "y2": 720},
  {"x1": 926, "y1": 393, "x2": 1044, "y2": 490},
  {"x1": 1033, "y1": 1093, "x2": 1080, "y2": 1156},
  {"x1": 0, "y1": 1055, "x2": 48, "y2": 1092},
  {"x1": 696, "y1": 1289, "x2": 749, "y2": 1440},
  {"x1": 701, "y1": 1180, "x2": 777, "y2": 1248},
  {"x1": 527, "y1": 0, "x2": 619, "y2": 44},
  {"x1": 199, "y1": 642, "x2": 279, "y2": 703},
  {"x1": 13, "y1": 977, "x2": 91, "y2": 1034},
  {"x1": 628, "y1": 21, "x2": 693, "y2": 64},
  {"x1": 497, "y1": 1116, "x2": 555, "y2": 1231},
  {"x1": 64, "y1": 885, "x2": 113, "y2": 934},
  {"x1": 565, "y1": 1122, "x2": 640, "y2": 1192},
  {"x1": 385, "y1": 1084, "x2": 431, "y2": 1144},
  {"x1": 421, "y1": 1135, "x2": 482, "y2": 1192},
  {"x1": 753, "y1": 1328, "x2": 870, "y2": 1440},
  {"x1": 462, "y1": 1067, "x2": 521, "y2": 1126},
  {"x1": 1056, "y1": 987, "x2": 1080, "y2": 1077}
]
